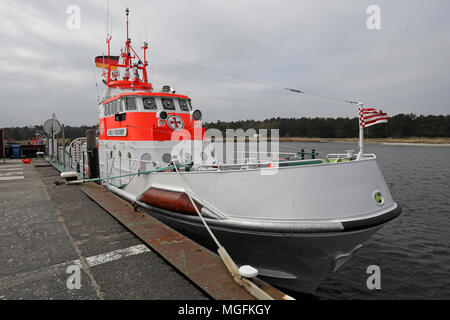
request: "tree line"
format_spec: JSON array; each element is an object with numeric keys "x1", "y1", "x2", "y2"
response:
[
  {"x1": 2, "y1": 114, "x2": 450, "y2": 141},
  {"x1": 1, "y1": 125, "x2": 97, "y2": 142},
  {"x1": 205, "y1": 114, "x2": 450, "y2": 138}
]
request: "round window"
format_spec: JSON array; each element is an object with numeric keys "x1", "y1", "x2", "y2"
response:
[
  {"x1": 141, "y1": 153, "x2": 152, "y2": 162},
  {"x1": 162, "y1": 153, "x2": 172, "y2": 164},
  {"x1": 140, "y1": 153, "x2": 152, "y2": 171},
  {"x1": 192, "y1": 109, "x2": 202, "y2": 121},
  {"x1": 158, "y1": 111, "x2": 168, "y2": 120},
  {"x1": 373, "y1": 191, "x2": 384, "y2": 205},
  {"x1": 162, "y1": 99, "x2": 175, "y2": 110},
  {"x1": 143, "y1": 98, "x2": 156, "y2": 110}
]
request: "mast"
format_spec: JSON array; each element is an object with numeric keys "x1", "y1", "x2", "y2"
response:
[{"x1": 101, "y1": 7, "x2": 152, "y2": 91}]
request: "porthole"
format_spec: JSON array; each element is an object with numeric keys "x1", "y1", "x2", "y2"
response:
[
  {"x1": 141, "y1": 153, "x2": 152, "y2": 161},
  {"x1": 162, "y1": 99, "x2": 175, "y2": 110},
  {"x1": 191, "y1": 109, "x2": 202, "y2": 121},
  {"x1": 143, "y1": 98, "x2": 157, "y2": 110},
  {"x1": 110, "y1": 151, "x2": 113, "y2": 159},
  {"x1": 158, "y1": 110, "x2": 168, "y2": 120},
  {"x1": 127, "y1": 152, "x2": 132, "y2": 159},
  {"x1": 373, "y1": 191, "x2": 384, "y2": 206},
  {"x1": 162, "y1": 153, "x2": 172, "y2": 164},
  {"x1": 140, "y1": 153, "x2": 152, "y2": 171},
  {"x1": 118, "y1": 151, "x2": 122, "y2": 158}
]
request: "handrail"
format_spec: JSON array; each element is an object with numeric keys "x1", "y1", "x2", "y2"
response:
[{"x1": 326, "y1": 153, "x2": 376, "y2": 159}]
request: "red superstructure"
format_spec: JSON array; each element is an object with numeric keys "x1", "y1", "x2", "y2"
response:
[{"x1": 97, "y1": 8, "x2": 204, "y2": 142}]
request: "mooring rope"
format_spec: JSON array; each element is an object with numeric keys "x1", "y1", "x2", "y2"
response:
[
  {"x1": 65, "y1": 163, "x2": 183, "y2": 185},
  {"x1": 172, "y1": 163, "x2": 276, "y2": 300}
]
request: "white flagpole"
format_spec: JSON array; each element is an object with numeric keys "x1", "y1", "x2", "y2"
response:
[{"x1": 357, "y1": 102, "x2": 364, "y2": 160}]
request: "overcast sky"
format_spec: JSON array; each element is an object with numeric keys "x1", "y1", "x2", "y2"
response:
[{"x1": 1, "y1": 0, "x2": 449, "y2": 127}]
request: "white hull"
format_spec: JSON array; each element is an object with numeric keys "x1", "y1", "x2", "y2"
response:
[{"x1": 99, "y1": 140, "x2": 401, "y2": 293}]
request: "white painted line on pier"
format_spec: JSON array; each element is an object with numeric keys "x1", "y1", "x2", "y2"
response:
[
  {"x1": 69, "y1": 244, "x2": 151, "y2": 269},
  {"x1": 0, "y1": 244, "x2": 151, "y2": 290},
  {"x1": 83, "y1": 244, "x2": 150, "y2": 267},
  {"x1": 0, "y1": 171, "x2": 24, "y2": 176},
  {"x1": 0, "y1": 167, "x2": 24, "y2": 171},
  {"x1": 0, "y1": 176, "x2": 25, "y2": 181},
  {"x1": 0, "y1": 164, "x2": 23, "y2": 168}
]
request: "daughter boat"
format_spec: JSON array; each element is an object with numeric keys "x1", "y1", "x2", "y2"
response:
[{"x1": 95, "y1": 9, "x2": 401, "y2": 293}]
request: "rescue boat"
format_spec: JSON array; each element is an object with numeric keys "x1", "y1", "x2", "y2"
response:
[{"x1": 96, "y1": 9, "x2": 401, "y2": 293}]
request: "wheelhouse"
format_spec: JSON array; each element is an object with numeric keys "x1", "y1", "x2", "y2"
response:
[{"x1": 98, "y1": 92, "x2": 203, "y2": 142}]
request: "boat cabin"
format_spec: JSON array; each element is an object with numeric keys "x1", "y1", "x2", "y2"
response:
[{"x1": 98, "y1": 91, "x2": 204, "y2": 142}]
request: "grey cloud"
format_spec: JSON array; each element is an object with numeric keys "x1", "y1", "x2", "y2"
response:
[{"x1": 0, "y1": 0, "x2": 449, "y2": 127}]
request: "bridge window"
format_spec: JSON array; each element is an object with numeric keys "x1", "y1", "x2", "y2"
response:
[
  {"x1": 162, "y1": 98, "x2": 175, "y2": 110},
  {"x1": 143, "y1": 97, "x2": 157, "y2": 110},
  {"x1": 124, "y1": 97, "x2": 137, "y2": 110},
  {"x1": 179, "y1": 99, "x2": 189, "y2": 111}
]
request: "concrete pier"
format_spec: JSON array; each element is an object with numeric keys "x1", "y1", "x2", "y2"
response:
[{"x1": 0, "y1": 159, "x2": 206, "y2": 299}]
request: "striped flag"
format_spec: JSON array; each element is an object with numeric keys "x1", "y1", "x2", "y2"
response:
[
  {"x1": 95, "y1": 56, "x2": 120, "y2": 70},
  {"x1": 359, "y1": 107, "x2": 388, "y2": 128}
]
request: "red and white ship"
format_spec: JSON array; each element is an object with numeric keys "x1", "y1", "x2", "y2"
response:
[{"x1": 95, "y1": 9, "x2": 401, "y2": 293}]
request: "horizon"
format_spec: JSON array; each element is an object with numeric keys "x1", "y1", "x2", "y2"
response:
[{"x1": 2, "y1": 112, "x2": 448, "y2": 130}]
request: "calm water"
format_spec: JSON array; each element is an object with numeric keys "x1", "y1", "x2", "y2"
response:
[{"x1": 279, "y1": 142, "x2": 450, "y2": 300}]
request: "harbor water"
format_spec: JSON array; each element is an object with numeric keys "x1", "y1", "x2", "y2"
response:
[{"x1": 279, "y1": 142, "x2": 450, "y2": 299}]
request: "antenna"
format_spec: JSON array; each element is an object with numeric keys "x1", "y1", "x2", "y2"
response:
[
  {"x1": 106, "y1": 0, "x2": 110, "y2": 39},
  {"x1": 98, "y1": 7, "x2": 152, "y2": 91}
]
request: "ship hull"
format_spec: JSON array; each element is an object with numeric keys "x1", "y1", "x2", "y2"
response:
[
  {"x1": 137, "y1": 206, "x2": 389, "y2": 293},
  {"x1": 100, "y1": 140, "x2": 402, "y2": 293}
]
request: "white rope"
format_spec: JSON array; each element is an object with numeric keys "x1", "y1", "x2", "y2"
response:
[
  {"x1": 173, "y1": 164, "x2": 221, "y2": 248},
  {"x1": 172, "y1": 164, "x2": 275, "y2": 300}
]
